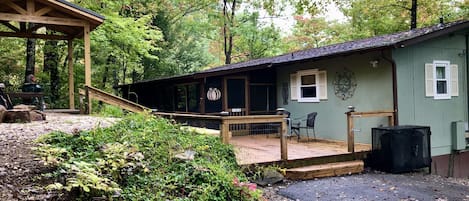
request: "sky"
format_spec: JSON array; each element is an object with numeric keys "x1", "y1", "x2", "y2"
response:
[{"x1": 256, "y1": 2, "x2": 347, "y2": 35}]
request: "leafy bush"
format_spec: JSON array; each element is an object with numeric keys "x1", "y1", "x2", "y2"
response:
[
  {"x1": 95, "y1": 104, "x2": 125, "y2": 117},
  {"x1": 36, "y1": 113, "x2": 260, "y2": 200}
]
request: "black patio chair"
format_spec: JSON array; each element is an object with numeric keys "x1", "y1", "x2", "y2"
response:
[{"x1": 291, "y1": 112, "x2": 317, "y2": 142}]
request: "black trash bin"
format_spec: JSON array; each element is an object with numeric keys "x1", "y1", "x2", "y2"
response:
[{"x1": 371, "y1": 125, "x2": 431, "y2": 173}]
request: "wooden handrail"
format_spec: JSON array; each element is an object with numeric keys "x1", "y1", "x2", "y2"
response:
[
  {"x1": 83, "y1": 86, "x2": 149, "y2": 113},
  {"x1": 346, "y1": 110, "x2": 395, "y2": 153},
  {"x1": 219, "y1": 114, "x2": 288, "y2": 161}
]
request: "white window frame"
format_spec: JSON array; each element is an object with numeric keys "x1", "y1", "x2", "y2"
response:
[
  {"x1": 433, "y1": 60, "x2": 451, "y2": 100},
  {"x1": 297, "y1": 69, "x2": 320, "y2": 102}
]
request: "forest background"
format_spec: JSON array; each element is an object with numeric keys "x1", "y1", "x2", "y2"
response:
[{"x1": 0, "y1": 0, "x2": 467, "y2": 108}]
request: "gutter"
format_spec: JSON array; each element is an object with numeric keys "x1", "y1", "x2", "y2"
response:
[{"x1": 381, "y1": 50, "x2": 399, "y2": 125}]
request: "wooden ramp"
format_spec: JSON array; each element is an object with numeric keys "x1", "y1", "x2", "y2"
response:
[
  {"x1": 285, "y1": 160, "x2": 364, "y2": 180},
  {"x1": 83, "y1": 86, "x2": 149, "y2": 113}
]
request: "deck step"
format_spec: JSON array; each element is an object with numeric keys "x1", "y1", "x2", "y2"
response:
[{"x1": 285, "y1": 160, "x2": 364, "y2": 180}]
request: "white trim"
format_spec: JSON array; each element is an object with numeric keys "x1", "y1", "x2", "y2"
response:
[
  {"x1": 433, "y1": 60, "x2": 451, "y2": 100},
  {"x1": 297, "y1": 69, "x2": 320, "y2": 102}
]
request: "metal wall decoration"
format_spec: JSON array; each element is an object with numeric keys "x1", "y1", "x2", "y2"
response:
[
  {"x1": 333, "y1": 68, "x2": 357, "y2": 100},
  {"x1": 207, "y1": 87, "x2": 221, "y2": 101}
]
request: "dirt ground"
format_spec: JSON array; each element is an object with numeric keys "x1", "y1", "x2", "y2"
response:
[{"x1": 0, "y1": 113, "x2": 117, "y2": 200}]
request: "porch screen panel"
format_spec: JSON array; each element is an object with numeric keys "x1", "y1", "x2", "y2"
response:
[
  {"x1": 205, "y1": 77, "x2": 222, "y2": 113},
  {"x1": 175, "y1": 86, "x2": 187, "y2": 112},
  {"x1": 250, "y1": 85, "x2": 276, "y2": 112},
  {"x1": 227, "y1": 79, "x2": 245, "y2": 108},
  {"x1": 187, "y1": 84, "x2": 200, "y2": 112}
]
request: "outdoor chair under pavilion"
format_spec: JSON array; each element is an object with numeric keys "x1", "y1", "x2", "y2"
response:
[{"x1": 291, "y1": 112, "x2": 318, "y2": 142}]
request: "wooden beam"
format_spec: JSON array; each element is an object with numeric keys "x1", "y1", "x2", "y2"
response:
[
  {"x1": 0, "y1": 31, "x2": 69, "y2": 40},
  {"x1": 4, "y1": 0, "x2": 27, "y2": 15},
  {"x1": 34, "y1": 7, "x2": 53, "y2": 16},
  {"x1": 26, "y1": 0, "x2": 35, "y2": 15},
  {"x1": 84, "y1": 23, "x2": 91, "y2": 86},
  {"x1": 43, "y1": 0, "x2": 104, "y2": 24},
  {"x1": 26, "y1": 23, "x2": 44, "y2": 33},
  {"x1": 68, "y1": 40, "x2": 75, "y2": 109},
  {"x1": 0, "y1": 21, "x2": 19, "y2": 32},
  {"x1": 84, "y1": 23, "x2": 91, "y2": 113},
  {"x1": 0, "y1": 13, "x2": 86, "y2": 27}
]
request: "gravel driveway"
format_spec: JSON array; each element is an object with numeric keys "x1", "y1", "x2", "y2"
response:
[
  {"x1": 278, "y1": 170, "x2": 469, "y2": 201},
  {"x1": 0, "y1": 113, "x2": 117, "y2": 200}
]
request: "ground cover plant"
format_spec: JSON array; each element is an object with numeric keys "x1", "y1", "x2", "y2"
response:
[{"x1": 35, "y1": 113, "x2": 260, "y2": 200}]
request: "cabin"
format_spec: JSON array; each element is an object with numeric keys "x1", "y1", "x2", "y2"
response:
[{"x1": 119, "y1": 20, "x2": 469, "y2": 178}]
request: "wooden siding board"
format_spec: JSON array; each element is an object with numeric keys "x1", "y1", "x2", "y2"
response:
[
  {"x1": 394, "y1": 33, "x2": 468, "y2": 156},
  {"x1": 276, "y1": 51, "x2": 394, "y2": 144}
]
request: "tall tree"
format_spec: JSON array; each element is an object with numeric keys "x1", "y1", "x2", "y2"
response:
[
  {"x1": 25, "y1": 23, "x2": 36, "y2": 81},
  {"x1": 43, "y1": 37, "x2": 60, "y2": 103}
]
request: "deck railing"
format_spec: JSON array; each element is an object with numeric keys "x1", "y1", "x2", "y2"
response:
[
  {"x1": 153, "y1": 112, "x2": 289, "y2": 160},
  {"x1": 346, "y1": 110, "x2": 395, "y2": 153}
]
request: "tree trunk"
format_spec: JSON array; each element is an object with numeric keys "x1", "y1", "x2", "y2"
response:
[
  {"x1": 223, "y1": 0, "x2": 236, "y2": 64},
  {"x1": 44, "y1": 38, "x2": 59, "y2": 103},
  {"x1": 102, "y1": 55, "x2": 116, "y2": 89},
  {"x1": 25, "y1": 23, "x2": 36, "y2": 81},
  {"x1": 410, "y1": 0, "x2": 417, "y2": 29}
]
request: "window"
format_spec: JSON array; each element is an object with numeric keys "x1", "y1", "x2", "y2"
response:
[
  {"x1": 425, "y1": 61, "x2": 458, "y2": 100},
  {"x1": 290, "y1": 69, "x2": 327, "y2": 102},
  {"x1": 174, "y1": 84, "x2": 200, "y2": 112}
]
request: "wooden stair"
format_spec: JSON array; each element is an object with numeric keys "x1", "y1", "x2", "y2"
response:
[{"x1": 285, "y1": 160, "x2": 364, "y2": 180}]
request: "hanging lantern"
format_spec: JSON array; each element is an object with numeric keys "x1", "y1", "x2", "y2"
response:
[{"x1": 207, "y1": 87, "x2": 221, "y2": 101}]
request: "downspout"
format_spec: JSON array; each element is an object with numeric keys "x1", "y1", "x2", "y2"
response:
[
  {"x1": 466, "y1": 34, "x2": 469, "y2": 120},
  {"x1": 381, "y1": 50, "x2": 399, "y2": 125}
]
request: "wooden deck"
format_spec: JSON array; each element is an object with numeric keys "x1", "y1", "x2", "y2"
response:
[{"x1": 230, "y1": 135, "x2": 371, "y2": 165}]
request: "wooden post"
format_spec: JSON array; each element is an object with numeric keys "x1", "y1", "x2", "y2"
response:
[
  {"x1": 281, "y1": 117, "x2": 288, "y2": 161},
  {"x1": 67, "y1": 39, "x2": 75, "y2": 109},
  {"x1": 84, "y1": 23, "x2": 91, "y2": 113},
  {"x1": 85, "y1": 87, "x2": 90, "y2": 114},
  {"x1": 26, "y1": 0, "x2": 35, "y2": 15},
  {"x1": 220, "y1": 119, "x2": 230, "y2": 144},
  {"x1": 388, "y1": 113, "x2": 395, "y2": 126},
  {"x1": 347, "y1": 112, "x2": 354, "y2": 153}
]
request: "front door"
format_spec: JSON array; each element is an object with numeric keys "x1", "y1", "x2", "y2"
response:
[{"x1": 224, "y1": 77, "x2": 248, "y2": 115}]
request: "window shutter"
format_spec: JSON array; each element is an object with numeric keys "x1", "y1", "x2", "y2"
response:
[
  {"x1": 318, "y1": 71, "x2": 327, "y2": 100},
  {"x1": 290, "y1": 73, "x2": 298, "y2": 100},
  {"x1": 425, "y1": 63, "x2": 434, "y2": 97},
  {"x1": 451, "y1": 64, "x2": 458, "y2": 96}
]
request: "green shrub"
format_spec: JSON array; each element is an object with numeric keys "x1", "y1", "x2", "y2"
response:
[
  {"x1": 36, "y1": 113, "x2": 261, "y2": 200},
  {"x1": 95, "y1": 104, "x2": 125, "y2": 117}
]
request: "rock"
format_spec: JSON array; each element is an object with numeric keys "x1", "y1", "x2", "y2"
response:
[
  {"x1": 13, "y1": 104, "x2": 35, "y2": 111},
  {"x1": 0, "y1": 105, "x2": 6, "y2": 123},
  {"x1": 175, "y1": 150, "x2": 196, "y2": 161},
  {"x1": 29, "y1": 110, "x2": 46, "y2": 121},
  {"x1": 255, "y1": 169, "x2": 285, "y2": 187},
  {"x1": 3, "y1": 109, "x2": 31, "y2": 123}
]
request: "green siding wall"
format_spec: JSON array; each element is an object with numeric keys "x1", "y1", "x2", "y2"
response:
[
  {"x1": 393, "y1": 34, "x2": 468, "y2": 156},
  {"x1": 276, "y1": 51, "x2": 394, "y2": 143}
]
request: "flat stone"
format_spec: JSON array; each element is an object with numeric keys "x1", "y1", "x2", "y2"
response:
[
  {"x1": 0, "y1": 105, "x2": 6, "y2": 123},
  {"x1": 254, "y1": 168, "x2": 284, "y2": 186},
  {"x1": 4, "y1": 110, "x2": 31, "y2": 123},
  {"x1": 175, "y1": 150, "x2": 196, "y2": 161}
]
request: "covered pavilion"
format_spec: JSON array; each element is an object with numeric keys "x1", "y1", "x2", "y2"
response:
[{"x1": 0, "y1": 0, "x2": 104, "y2": 111}]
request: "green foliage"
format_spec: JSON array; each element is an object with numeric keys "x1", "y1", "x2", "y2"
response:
[
  {"x1": 36, "y1": 114, "x2": 260, "y2": 200},
  {"x1": 96, "y1": 104, "x2": 125, "y2": 117}
]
